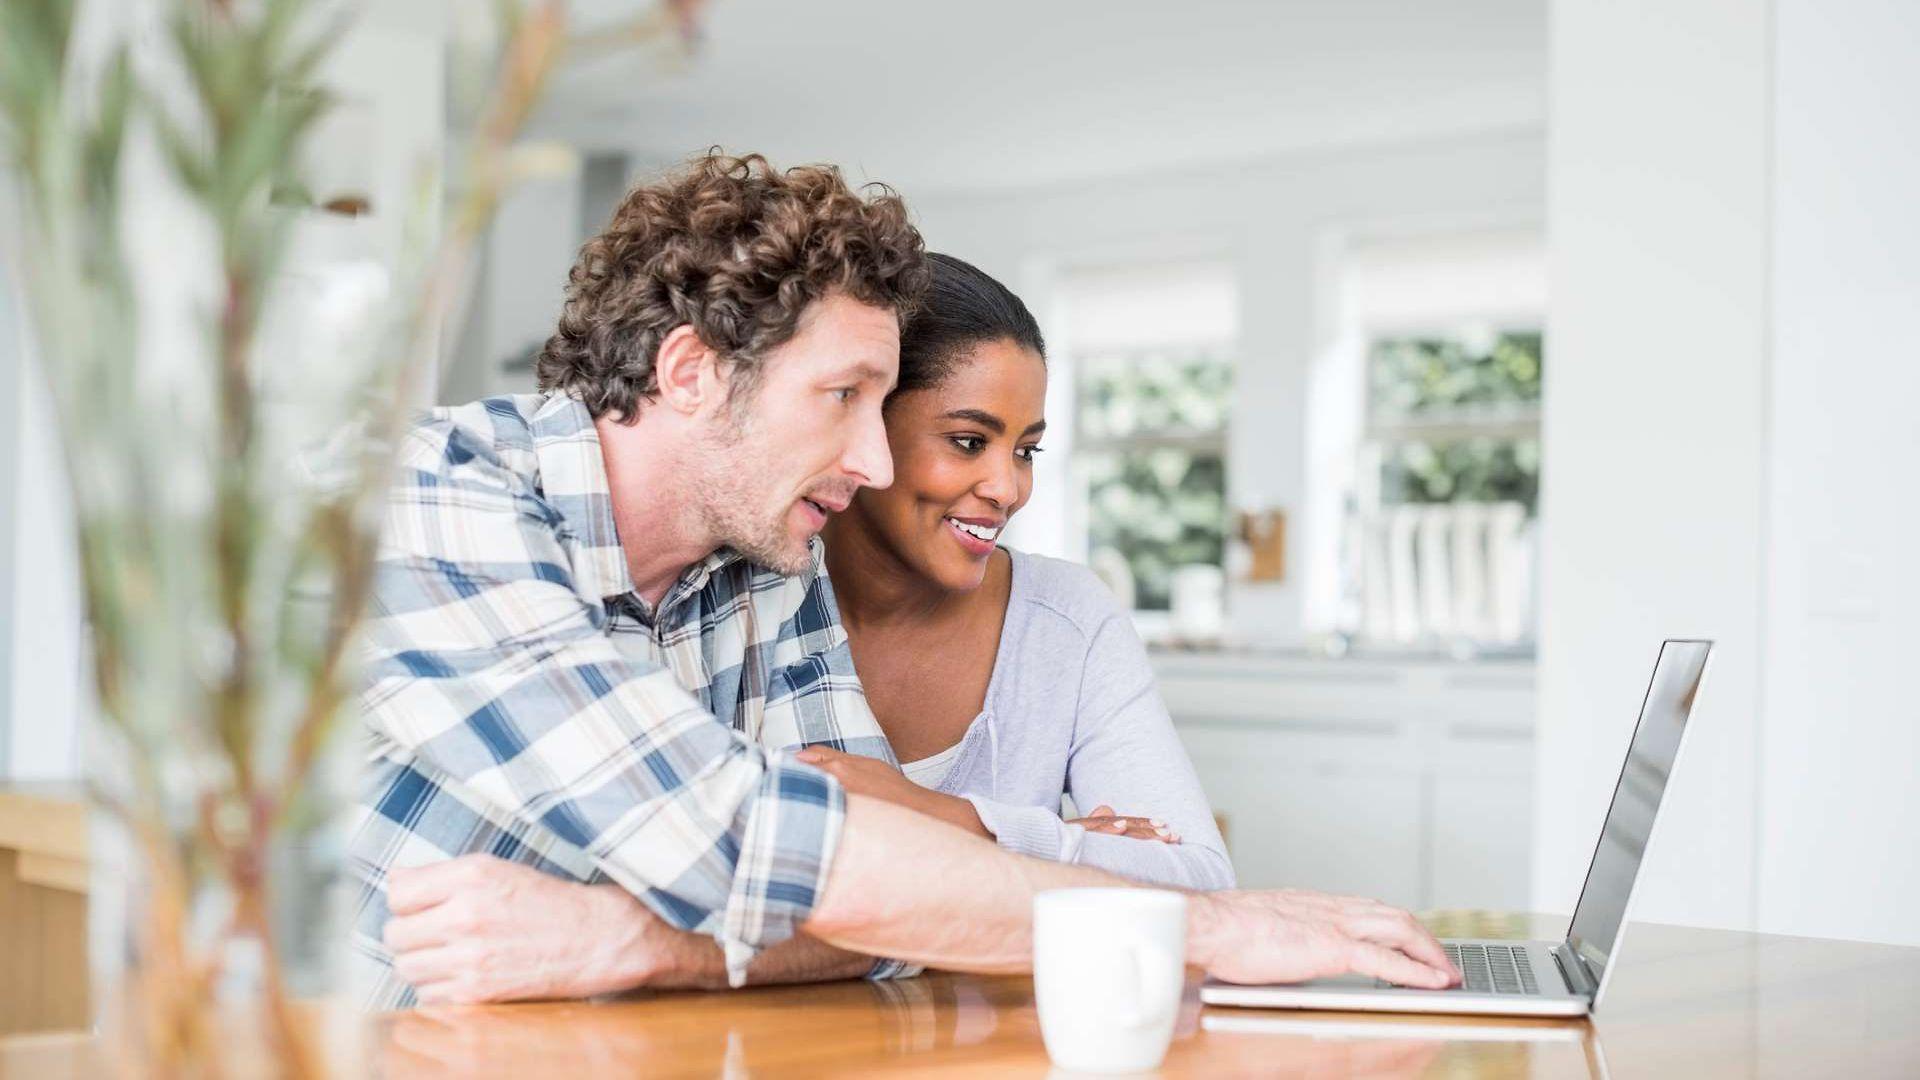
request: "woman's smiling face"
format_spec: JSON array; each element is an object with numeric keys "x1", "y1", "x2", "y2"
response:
[{"x1": 842, "y1": 337, "x2": 1048, "y2": 593}]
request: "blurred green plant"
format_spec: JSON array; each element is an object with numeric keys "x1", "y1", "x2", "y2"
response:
[{"x1": 0, "y1": 0, "x2": 700, "y2": 1072}]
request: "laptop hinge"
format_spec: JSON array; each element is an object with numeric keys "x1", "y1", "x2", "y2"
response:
[{"x1": 1551, "y1": 943, "x2": 1600, "y2": 997}]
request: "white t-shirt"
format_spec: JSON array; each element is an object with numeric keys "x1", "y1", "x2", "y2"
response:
[{"x1": 900, "y1": 740, "x2": 964, "y2": 790}]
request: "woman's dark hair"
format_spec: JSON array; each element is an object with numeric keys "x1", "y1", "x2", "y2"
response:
[{"x1": 894, "y1": 252, "x2": 1046, "y2": 397}]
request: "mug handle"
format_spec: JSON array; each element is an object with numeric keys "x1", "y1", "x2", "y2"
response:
[{"x1": 1115, "y1": 941, "x2": 1182, "y2": 1030}]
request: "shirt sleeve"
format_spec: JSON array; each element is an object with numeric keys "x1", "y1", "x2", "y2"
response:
[
  {"x1": 362, "y1": 427, "x2": 844, "y2": 985},
  {"x1": 1059, "y1": 611, "x2": 1236, "y2": 889},
  {"x1": 757, "y1": 595, "x2": 916, "y2": 980},
  {"x1": 963, "y1": 607, "x2": 1236, "y2": 891}
]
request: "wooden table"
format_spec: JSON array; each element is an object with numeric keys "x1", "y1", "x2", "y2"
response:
[{"x1": 5, "y1": 913, "x2": 1918, "y2": 1077}]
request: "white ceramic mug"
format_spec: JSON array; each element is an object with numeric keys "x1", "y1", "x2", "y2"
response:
[{"x1": 1033, "y1": 888, "x2": 1188, "y2": 1073}]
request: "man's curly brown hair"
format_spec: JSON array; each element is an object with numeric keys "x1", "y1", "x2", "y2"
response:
[{"x1": 536, "y1": 151, "x2": 929, "y2": 420}]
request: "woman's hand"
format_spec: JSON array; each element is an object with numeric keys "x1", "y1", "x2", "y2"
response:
[
  {"x1": 794, "y1": 745, "x2": 992, "y2": 839},
  {"x1": 1066, "y1": 804, "x2": 1180, "y2": 844},
  {"x1": 793, "y1": 744, "x2": 923, "y2": 806}
]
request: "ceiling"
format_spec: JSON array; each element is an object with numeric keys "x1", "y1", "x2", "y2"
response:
[{"x1": 540, "y1": 0, "x2": 1546, "y2": 196}]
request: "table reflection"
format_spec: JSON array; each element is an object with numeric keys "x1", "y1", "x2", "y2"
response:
[
  {"x1": 374, "y1": 972, "x2": 1029, "y2": 1076},
  {"x1": 370, "y1": 971, "x2": 1610, "y2": 1078},
  {"x1": 862, "y1": 972, "x2": 1006, "y2": 1053},
  {"x1": 380, "y1": 1000, "x2": 702, "y2": 1076},
  {"x1": 1194, "y1": 1009, "x2": 1606, "y2": 1079}
]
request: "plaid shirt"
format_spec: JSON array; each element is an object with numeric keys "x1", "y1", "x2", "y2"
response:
[{"x1": 347, "y1": 392, "x2": 903, "y2": 1009}]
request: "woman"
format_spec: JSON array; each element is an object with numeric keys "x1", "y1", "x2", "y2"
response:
[{"x1": 796, "y1": 253, "x2": 1233, "y2": 891}]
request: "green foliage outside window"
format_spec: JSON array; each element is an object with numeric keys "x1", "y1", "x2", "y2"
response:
[
  {"x1": 1079, "y1": 351, "x2": 1232, "y2": 611},
  {"x1": 1370, "y1": 331, "x2": 1542, "y2": 414},
  {"x1": 1085, "y1": 450, "x2": 1226, "y2": 611},
  {"x1": 1381, "y1": 438, "x2": 1541, "y2": 507},
  {"x1": 1369, "y1": 331, "x2": 1543, "y2": 511},
  {"x1": 1080, "y1": 351, "x2": 1233, "y2": 439}
]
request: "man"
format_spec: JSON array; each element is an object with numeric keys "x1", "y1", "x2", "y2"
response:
[{"x1": 351, "y1": 152, "x2": 1458, "y2": 1007}]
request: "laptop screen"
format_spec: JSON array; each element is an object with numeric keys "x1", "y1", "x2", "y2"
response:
[{"x1": 1564, "y1": 640, "x2": 1713, "y2": 981}]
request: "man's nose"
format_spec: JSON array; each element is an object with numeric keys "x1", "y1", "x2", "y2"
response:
[{"x1": 843, "y1": 406, "x2": 893, "y2": 490}]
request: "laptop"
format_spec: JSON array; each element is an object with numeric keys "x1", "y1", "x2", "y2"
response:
[{"x1": 1202, "y1": 639, "x2": 1714, "y2": 1018}]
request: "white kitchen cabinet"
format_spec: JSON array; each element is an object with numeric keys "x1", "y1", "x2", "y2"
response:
[
  {"x1": 1153, "y1": 651, "x2": 1534, "y2": 912},
  {"x1": 1429, "y1": 772, "x2": 1534, "y2": 909},
  {"x1": 1182, "y1": 722, "x2": 1425, "y2": 902}
]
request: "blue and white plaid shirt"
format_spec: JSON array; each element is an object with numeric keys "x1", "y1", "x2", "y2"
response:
[{"x1": 347, "y1": 392, "x2": 902, "y2": 1008}]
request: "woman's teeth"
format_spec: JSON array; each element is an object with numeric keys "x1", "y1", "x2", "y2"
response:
[{"x1": 946, "y1": 518, "x2": 1000, "y2": 541}]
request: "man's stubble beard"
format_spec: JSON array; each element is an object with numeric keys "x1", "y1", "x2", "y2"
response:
[{"x1": 690, "y1": 399, "x2": 816, "y2": 577}]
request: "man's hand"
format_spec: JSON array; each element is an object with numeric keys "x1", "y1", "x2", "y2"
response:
[
  {"x1": 1066, "y1": 804, "x2": 1180, "y2": 843},
  {"x1": 1189, "y1": 888, "x2": 1461, "y2": 989},
  {"x1": 795, "y1": 745, "x2": 991, "y2": 839},
  {"x1": 802, "y1": 795, "x2": 1459, "y2": 991},
  {"x1": 384, "y1": 855, "x2": 719, "y2": 1004}
]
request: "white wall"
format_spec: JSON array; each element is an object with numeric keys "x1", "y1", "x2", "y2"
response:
[
  {"x1": 910, "y1": 130, "x2": 1546, "y2": 646},
  {"x1": 3, "y1": 332, "x2": 88, "y2": 780},
  {"x1": 1, "y1": 205, "x2": 25, "y2": 774},
  {"x1": 0, "y1": 238, "x2": 12, "y2": 777},
  {"x1": 1537, "y1": 0, "x2": 1920, "y2": 946},
  {"x1": 1, "y1": 99, "x2": 93, "y2": 783},
  {"x1": 0, "y1": 206, "x2": 17, "y2": 777},
  {"x1": 1759, "y1": 0, "x2": 1920, "y2": 946},
  {"x1": 1534, "y1": 0, "x2": 1771, "y2": 934},
  {"x1": 439, "y1": 151, "x2": 640, "y2": 405},
  {"x1": 442, "y1": 168, "x2": 583, "y2": 403}
]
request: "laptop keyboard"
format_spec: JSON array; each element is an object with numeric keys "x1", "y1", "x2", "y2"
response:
[
  {"x1": 1439, "y1": 942, "x2": 1539, "y2": 994},
  {"x1": 1372, "y1": 943, "x2": 1546, "y2": 994}
]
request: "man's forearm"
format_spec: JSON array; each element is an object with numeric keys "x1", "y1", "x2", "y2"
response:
[
  {"x1": 650, "y1": 930, "x2": 879, "y2": 990},
  {"x1": 747, "y1": 934, "x2": 878, "y2": 985},
  {"x1": 801, "y1": 794, "x2": 1125, "y2": 971},
  {"x1": 797, "y1": 796, "x2": 1462, "y2": 990}
]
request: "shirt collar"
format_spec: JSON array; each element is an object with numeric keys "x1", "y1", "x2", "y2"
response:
[{"x1": 528, "y1": 391, "x2": 743, "y2": 606}]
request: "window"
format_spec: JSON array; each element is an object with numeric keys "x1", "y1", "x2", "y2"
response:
[
  {"x1": 1078, "y1": 347, "x2": 1233, "y2": 611},
  {"x1": 1316, "y1": 231, "x2": 1546, "y2": 649},
  {"x1": 1062, "y1": 262, "x2": 1237, "y2": 614}
]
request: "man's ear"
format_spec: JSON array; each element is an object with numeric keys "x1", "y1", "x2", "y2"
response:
[{"x1": 653, "y1": 325, "x2": 723, "y2": 416}]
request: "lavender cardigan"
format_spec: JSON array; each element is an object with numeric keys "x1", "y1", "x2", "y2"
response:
[{"x1": 889, "y1": 550, "x2": 1235, "y2": 891}]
